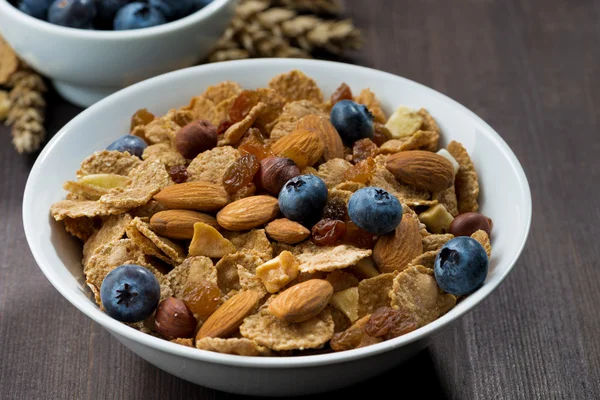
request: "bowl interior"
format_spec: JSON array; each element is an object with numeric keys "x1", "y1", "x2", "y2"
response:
[{"x1": 23, "y1": 59, "x2": 531, "y2": 367}]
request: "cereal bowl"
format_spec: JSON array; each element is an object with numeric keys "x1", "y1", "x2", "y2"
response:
[
  {"x1": 23, "y1": 59, "x2": 532, "y2": 396},
  {"x1": 0, "y1": 0, "x2": 236, "y2": 107}
]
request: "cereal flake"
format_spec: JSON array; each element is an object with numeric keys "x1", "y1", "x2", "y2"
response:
[
  {"x1": 187, "y1": 146, "x2": 240, "y2": 184},
  {"x1": 268, "y1": 70, "x2": 324, "y2": 104},
  {"x1": 76, "y1": 150, "x2": 141, "y2": 178},
  {"x1": 471, "y1": 230, "x2": 492, "y2": 258},
  {"x1": 290, "y1": 241, "x2": 372, "y2": 273},
  {"x1": 357, "y1": 272, "x2": 397, "y2": 318},
  {"x1": 83, "y1": 213, "x2": 131, "y2": 265},
  {"x1": 316, "y1": 158, "x2": 352, "y2": 188},
  {"x1": 447, "y1": 141, "x2": 479, "y2": 213},
  {"x1": 356, "y1": 88, "x2": 386, "y2": 123},
  {"x1": 196, "y1": 337, "x2": 272, "y2": 356},
  {"x1": 422, "y1": 234, "x2": 454, "y2": 252}
]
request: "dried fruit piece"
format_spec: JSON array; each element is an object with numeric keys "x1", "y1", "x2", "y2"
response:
[
  {"x1": 364, "y1": 306, "x2": 418, "y2": 340},
  {"x1": 255, "y1": 251, "x2": 300, "y2": 293},
  {"x1": 373, "y1": 122, "x2": 392, "y2": 146},
  {"x1": 189, "y1": 222, "x2": 236, "y2": 258},
  {"x1": 419, "y1": 204, "x2": 455, "y2": 234},
  {"x1": 352, "y1": 138, "x2": 378, "y2": 163},
  {"x1": 79, "y1": 174, "x2": 130, "y2": 189},
  {"x1": 330, "y1": 315, "x2": 379, "y2": 352},
  {"x1": 268, "y1": 279, "x2": 334, "y2": 323},
  {"x1": 311, "y1": 219, "x2": 347, "y2": 246},
  {"x1": 183, "y1": 280, "x2": 222, "y2": 318},
  {"x1": 130, "y1": 108, "x2": 155, "y2": 131},
  {"x1": 222, "y1": 154, "x2": 260, "y2": 195},
  {"x1": 356, "y1": 88, "x2": 386, "y2": 123},
  {"x1": 168, "y1": 165, "x2": 188, "y2": 184},
  {"x1": 197, "y1": 290, "x2": 263, "y2": 339},
  {"x1": 238, "y1": 128, "x2": 274, "y2": 161},
  {"x1": 216, "y1": 120, "x2": 233, "y2": 135},
  {"x1": 341, "y1": 221, "x2": 377, "y2": 249},
  {"x1": 343, "y1": 157, "x2": 376, "y2": 184},
  {"x1": 220, "y1": 102, "x2": 266, "y2": 146},
  {"x1": 330, "y1": 83, "x2": 353, "y2": 105}
]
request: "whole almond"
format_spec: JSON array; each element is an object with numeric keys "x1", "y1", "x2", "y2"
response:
[
  {"x1": 296, "y1": 115, "x2": 344, "y2": 161},
  {"x1": 386, "y1": 150, "x2": 454, "y2": 192},
  {"x1": 153, "y1": 181, "x2": 228, "y2": 211},
  {"x1": 373, "y1": 213, "x2": 423, "y2": 273},
  {"x1": 150, "y1": 210, "x2": 218, "y2": 239},
  {"x1": 217, "y1": 195, "x2": 279, "y2": 231},
  {"x1": 271, "y1": 128, "x2": 324, "y2": 169},
  {"x1": 268, "y1": 279, "x2": 334, "y2": 323},
  {"x1": 265, "y1": 218, "x2": 310, "y2": 244},
  {"x1": 197, "y1": 290, "x2": 262, "y2": 339}
]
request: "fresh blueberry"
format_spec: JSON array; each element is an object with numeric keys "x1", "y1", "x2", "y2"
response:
[
  {"x1": 191, "y1": 0, "x2": 212, "y2": 11},
  {"x1": 93, "y1": 0, "x2": 132, "y2": 27},
  {"x1": 106, "y1": 134, "x2": 148, "y2": 157},
  {"x1": 148, "y1": 0, "x2": 195, "y2": 20},
  {"x1": 434, "y1": 237, "x2": 489, "y2": 296},
  {"x1": 278, "y1": 174, "x2": 328, "y2": 226},
  {"x1": 330, "y1": 100, "x2": 374, "y2": 145},
  {"x1": 17, "y1": 0, "x2": 54, "y2": 19},
  {"x1": 114, "y1": 2, "x2": 166, "y2": 30},
  {"x1": 100, "y1": 264, "x2": 161, "y2": 322},
  {"x1": 347, "y1": 187, "x2": 402, "y2": 235},
  {"x1": 48, "y1": 0, "x2": 96, "y2": 28}
]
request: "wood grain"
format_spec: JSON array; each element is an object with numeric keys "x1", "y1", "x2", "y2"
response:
[{"x1": 1, "y1": 0, "x2": 600, "y2": 399}]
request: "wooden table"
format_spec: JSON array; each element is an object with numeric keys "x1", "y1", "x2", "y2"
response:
[{"x1": 2, "y1": 0, "x2": 599, "y2": 398}]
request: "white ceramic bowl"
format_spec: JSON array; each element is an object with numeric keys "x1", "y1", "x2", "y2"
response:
[
  {"x1": 0, "y1": 0, "x2": 236, "y2": 107},
  {"x1": 23, "y1": 59, "x2": 532, "y2": 396}
]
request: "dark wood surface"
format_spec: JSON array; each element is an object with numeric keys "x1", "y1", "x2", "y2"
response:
[{"x1": 2, "y1": 0, "x2": 599, "y2": 398}]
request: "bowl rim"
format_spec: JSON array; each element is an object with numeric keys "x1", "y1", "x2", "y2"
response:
[
  {"x1": 23, "y1": 58, "x2": 532, "y2": 369},
  {"x1": 0, "y1": 0, "x2": 233, "y2": 40}
]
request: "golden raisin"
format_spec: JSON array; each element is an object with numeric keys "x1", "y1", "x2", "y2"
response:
[
  {"x1": 365, "y1": 307, "x2": 418, "y2": 340},
  {"x1": 330, "y1": 83, "x2": 353, "y2": 105},
  {"x1": 342, "y1": 221, "x2": 377, "y2": 249},
  {"x1": 373, "y1": 123, "x2": 392, "y2": 146},
  {"x1": 311, "y1": 219, "x2": 347, "y2": 246},
  {"x1": 130, "y1": 108, "x2": 154, "y2": 131},
  {"x1": 222, "y1": 153, "x2": 260, "y2": 194},
  {"x1": 352, "y1": 138, "x2": 378, "y2": 163},
  {"x1": 238, "y1": 128, "x2": 274, "y2": 161},
  {"x1": 229, "y1": 90, "x2": 260, "y2": 123},
  {"x1": 182, "y1": 281, "x2": 222, "y2": 318},
  {"x1": 343, "y1": 157, "x2": 376, "y2": 184},
  {"x1": 216, "y1": 120, "x2": 233, "y2": 135},
  {"x1": 168, "y1": 165, "x2": 188, "y2": 184}
]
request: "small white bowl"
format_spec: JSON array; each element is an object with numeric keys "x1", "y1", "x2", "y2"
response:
[
  {"x1": 23, "y1": 59, "x2": 532, "y2": 396},
  {"x1": 0, "y1": 0, "x2": 236, "y2": 107}
]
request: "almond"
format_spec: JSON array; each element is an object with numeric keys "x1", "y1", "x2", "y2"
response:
[
  {"x1": 373, "y1": 213, "x2": 423, "y2": 273},
  {"x1": 265, "y1": 218, "x2": 310, "y2": 244},
  {"x1": 150, "y1": 210, "x2": 219, "y2": 239},
  {"x1": 268, "y1": 279, "x2": 333, "y2": 323},
  {"x1": 271, "y1": 128, "x2": 324, "y2": 169},
  {"x1": 296, "y1": 115, "x2": 344, "y2": 161},
  {"x1": 216, "y1": 195, "x2": 279, "y2": 231},
  {"x1": 386, "y1": 150, "x2": 454, "y2": 192},
  {"x1": 153, "y1": 182, "x2": 228, "y2": 211},
  {"x1": 197, "y1": 290, "x2": 262, "y2": 339}
]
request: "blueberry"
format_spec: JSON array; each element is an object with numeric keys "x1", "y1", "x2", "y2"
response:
[
  {"x1": 191, "y1": 0, "x2": 212, "y2": 11},
  {"x1": 149, "y1": 0, "x2": 195, "y2": 20},
  {"x1": 106, "y1": 134, "x2": 148, "y2": 157},
  {"x1": 434, "y1": 237, "x2": 489, "y2": 296},
  {"x1": 93, "y1": 0, "x2": 132, "y2": 28},
  {"x1": 114, "y1": 2, "x2": 166, "y2": 30},
  {"x1": 278, "y1": 174, "x2": 328, "y2": 226},
  {"x1": 330, "y1": 100, "x2": 374, "y2": 145},
  {"x1": 100, "y1": 264, "x2": 161, "y2": 322},
  {"x1": 17, "y1": 0, "x2": 54, "y2": 19},
  {"x1": 48, "y1": 0, "x2": 96, "y2": 28},
  {"x1": 347, "y1": 187, "x2": 402, "y2": 235}
]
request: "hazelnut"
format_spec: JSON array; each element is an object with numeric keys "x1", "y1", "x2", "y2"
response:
[
  {"x1": 449, "y1": 212, "x2": 493, "y2": 237},
  {"x1": 175, "y1": 119, "x2": 217, "y2": 159},
  {"x1": 154, "y1": 297, "x2": 197, "y2": 340},
  {"x1": 257, "y1": 156, "x2": 300, "y2": 196}
]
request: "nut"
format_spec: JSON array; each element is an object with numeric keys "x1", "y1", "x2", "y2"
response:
[
  {"x1": 296, "y1": 114, "x2": 344, "y2": 161},
  {"x1": 350, "y1": 257, "x2": 380, "y2": 279},
  {"x1": 153, "y1": 181, "x2": 229, "y2": 211},
  {"x1": 271, "y1": 128, "x2": 324, "y2": 169},
  {"x1": 255, "y1": 251, "x2": 300, "y2": 293},
  {"x1": 257, "y1": 157, "x2": 300, "y2": 196},
  {"x1": 386, "y1": 150, "x2": 454, "y2": 192},
  {"x1": 373, "y1": 213, "x2": 423, "y2": 273},
  {"x1": 189, "y1": 222, "x2": 236, "y2": 258},
  {"x1": 216, "y1": 195, "x2": 279, "y2": 231},
  {"x1": 154, "y1": 297, "x2": 197, "y2": 340},
  {"x1": 264, "y1": 218, "x2": 310, "y2": 244},
  {"x1": 329, "y1": 287, "x2": 359, "y2": 323},
  {"x1": 384, "y1": 105, "x2": 423, "y2": 138},
  {"x1": 79, "y1": 173, "x2": 130, "y2": 189},
  {"x1": 175, "y1": 119, "x2": 217, "y2": 159},
  {"x1": 268, "y1": 279, "x2": 334, "y2": 323},
  {"x1": 197, "y1": 290, "x2": 262, "y2": 339},
  {"x1": 419, "y1": 204, "x2": 454, "y2": 234},
  {"x1": 150, "y1": 210, "x2": 219, "y2": 240},
  {"x1": 450, "y1": 212, "x2": 493, "y2": 237}
]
